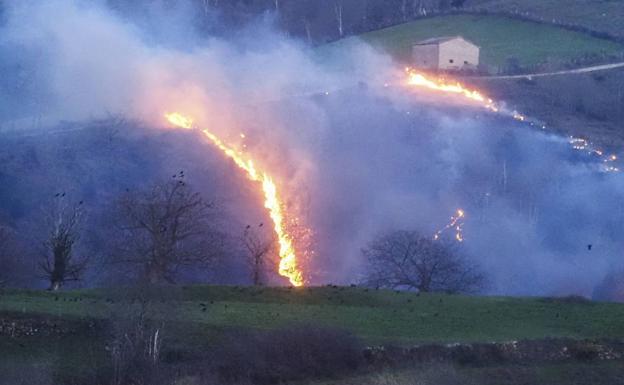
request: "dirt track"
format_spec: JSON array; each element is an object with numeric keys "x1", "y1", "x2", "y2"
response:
[{"x1": 464, "y1": 61, "x2": 624, "y2": 80}]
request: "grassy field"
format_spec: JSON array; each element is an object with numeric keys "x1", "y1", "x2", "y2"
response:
[
  {"x1": 326, "y1": 14, "x2": 624, "y2": 70},
  {"x1": 3, "y1": 286, "x2": 624, "y2": 344},
  {"x1": 4, "y1": 286, "x2": 624, "y2": 384},
  {"x1": 473, "y1": 0, "x2": 624, "y2": 40}
]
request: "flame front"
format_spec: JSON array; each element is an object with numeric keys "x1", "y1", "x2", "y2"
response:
[
  {"x1": 404, "y1": 69, "x2": 620, "y2": 172},
  {"x1": 405, "y1": 69, "x2": 500, "y2": 114},
  {"x1": 165, "y1": 112, "x2": 194, "y2": 130},
  {"x1": 164, "y1": 112, "x2": 304, "y2": 286}
]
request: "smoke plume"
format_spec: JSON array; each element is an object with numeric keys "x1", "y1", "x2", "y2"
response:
[{"x1": 1, "y1": 0, "x2": 623, "y2": 296}]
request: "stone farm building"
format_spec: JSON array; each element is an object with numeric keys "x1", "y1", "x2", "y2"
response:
[{"x1": 412, "y1": 36, "x2": 480, "y2": 71}]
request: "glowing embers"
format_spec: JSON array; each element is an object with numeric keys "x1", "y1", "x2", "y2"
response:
[
  {"x1": 164, "y1": 112, "x2": 193, "y2": 129},
  {"x1": 569, "y1": 136, "x2": 619, "y2": 172},
  {"x1": 434, "y1": 209, "x2": 465, "y2": 243},
  {"x1": 165, "y1": 113, "x2": 304, "y2": 286},
  {"x1": 403, "y1": 69, "x2": 620, "y2": 173}
]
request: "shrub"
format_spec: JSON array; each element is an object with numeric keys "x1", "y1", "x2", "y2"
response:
[
  {"x1": 568, "y1": 341, "x2": 601, "y2": 362},
  {"x1": 211, "y1": 325, "x2": 363, "y2": 384}
]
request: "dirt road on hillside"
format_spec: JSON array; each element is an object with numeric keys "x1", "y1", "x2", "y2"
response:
[{"x1": 464, "y1": 62, "x2": 624, "y2": 80}]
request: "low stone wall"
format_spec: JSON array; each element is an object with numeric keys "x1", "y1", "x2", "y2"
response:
[
  {"x1": 364, "y1": 338, "x2": 624, "y2": 366},
  {"x1": 0, "y1": 314, "x2": 99, "y2": 338}
]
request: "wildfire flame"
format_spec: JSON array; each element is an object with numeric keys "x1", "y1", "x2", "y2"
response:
[
  {"x1": 404, "y1": 69, "x2": 620, "y2": 173},
  {"x1": 434, "y1": 209, "x2": 465, "y2": 243},
  {"x1": 164, "y1": 112, "x2": 304, "y2": 286},
  {"x1": 406, "y1": 68, "x2": 500, "y2": 114},
  {"x1": 160, "y1": 69, "x2": 618, "y2": 284}
]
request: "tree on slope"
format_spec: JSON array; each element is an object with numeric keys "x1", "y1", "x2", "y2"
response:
[
  {"x1": 362, "y1": 230, "x2": 484, "y2": 293},
  {"x1": 0, "y1": 226, "x2": 15, "y2": 287},
  {"x1": 242, "y1": 224, "x2": 275, "y2": 286},
  {"x1": 40, "y1": 197, "x2": 88, "y2": 291},
  {"x1": 113, "y1": 175, "x2": 223, "y2": 285}
]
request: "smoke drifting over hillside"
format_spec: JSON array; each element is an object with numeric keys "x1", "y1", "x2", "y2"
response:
[{"x1": 1, "y1": 0, "x2": 623, "y2": 296}]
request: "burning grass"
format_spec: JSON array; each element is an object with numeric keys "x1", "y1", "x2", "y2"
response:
[{"x1": 164, "y1": 113, "x2": 305, "y2": 287}]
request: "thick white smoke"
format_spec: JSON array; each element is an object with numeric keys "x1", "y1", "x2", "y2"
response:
[{"x1": 1, "y1": 0, "x2": 623, "y2": 296}]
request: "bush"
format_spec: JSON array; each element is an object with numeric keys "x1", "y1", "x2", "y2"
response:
[
  {"x1": 211, "y1": 325, "x2": 363, "y2": 384},
  {"x1": 371, "y1": 364, "x2": 469, "y2": 385},
  {"x1": 568, "y1": 341, "x2": 601, "y2": 362},
  {"x1": 538, "y1": 295, "x2": 591, "y2": 304}
]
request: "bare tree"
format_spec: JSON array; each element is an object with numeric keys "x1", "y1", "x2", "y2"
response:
[
  {"x1": 362, "y1": 230, "x2": 483, "y2": 293},
  {"x1": 334, "y1": 0, "x2": 344, "y2": 37},
  {"x1": 451, "y1": 0, "x2": 466, "y2": 8},
  {"x1": 40, "y1": 197, "x2": 88, "y2": 291},
  {"x1": 438, "y1": 0, "x2": 451, "y2": 11},
  {"x1": 401, "y1": 0, "x2": 409, "y2": 21},
  {"x1": 0, "y1": 226, "x2": 15, "y2": 288},
  {"x1": 110, "y1": 290, "x2": 164, "y2": 385},
  {"x1": 414, "y1": 0, "x2": 427, "y2": 16},
  {"x1": 114, "y1": 176, "x2": 222, "y2": 285},
  {"x1": 242, "y1": 224, "x2": 275, "y2": 286},
  {"x1": 299, "y1": 0, "x2": 319, "y2": 44},
  {"x1": 303, "y1": 19, "x2": 313, "y2": 43},
  {"x1": 201, "y1": 0, "x2": 211, "y2": 17}
]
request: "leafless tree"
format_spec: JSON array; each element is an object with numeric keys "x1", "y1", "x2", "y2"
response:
[
  {"x1": 113, "y1": 176, "x2": 223, "y2": 285},
  {"x1": 298, "y1": 0, "x2": 319, "y2": 44},
  {"x1": 400, "y1": 0, "x2": 409, "y2": 21},
  {"x1": 451, "y1": 0, "x2": 466, "y2": 8},
  {"x1": 201, "y1": 0, "x2": 211, "y2": 17},
  {"x1": 109, "y1": 292, "x2": 164, "y2": 385},
  {"x1": 414, "y1": 0, "x2": 427, "y2": 16},
  {"x1": 0, "y1": 226, "x2": 15, "y2": 288},
  {"x1": 362, "y1": 230, "x2": 484, "y2": 293},
  {"x1": 242, "y1": 224, "x2": 275, "y2": 286},
  {"x1": 40, "y1": 197, "x2": 88, "y2": 291},
  {"x1": 334, "y1": 0, "x2": 344, "y2": 37}
]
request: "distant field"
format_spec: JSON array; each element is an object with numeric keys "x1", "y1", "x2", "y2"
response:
[
  {"x1": 473, "y1": 0, "x2": 624, "y2": 40},
  {"x1": 328, "y1": 14, "x2": 624, "y2": 70},
  {"x1": 2, "y1": 286, "x2": 624, "y2": 344}
]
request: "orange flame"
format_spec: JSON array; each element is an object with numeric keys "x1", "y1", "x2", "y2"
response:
[
  {"x1": 164, "y1": 112, "x2": 304, "y2": 286},
  {"x1": 434, "y1": 209, "x2": 465, "y2": 243},
  {"x1": 404, "y1": 69, "x2": 621, "y2": 174},
  {"x1": 164, "y1": 112, "x2": 194, "y2": 130},
  {"x1": 405, "y1": 69, "x2": 501, "y2": 113}
]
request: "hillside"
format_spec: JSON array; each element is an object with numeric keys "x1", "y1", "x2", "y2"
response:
[
  {"x1": 471, "y1": 67, "x2": 624, "y2": 151},
  {"x1": 95, "y1": 1, "x2": 624, "y2": 45},
  {"x1": 319, "y1": 13, "x2": 624, "y2": 151},
  {"x1": 328, "y1": 14, "x2": 624, "y2": 72},
  {"x1": 3, "y1": 286, "x2": 624, "y2": 344},
  {"x1": 472, "y1": 0, "x2": 624, "y2": 40}
]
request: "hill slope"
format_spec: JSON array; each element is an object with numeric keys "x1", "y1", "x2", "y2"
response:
[
  {"x1": 473, "y1": 0, "x2": 624, "y2": 40},
  {"x1": 328, "y1": 14, "x2": 624, "y2": 72}
]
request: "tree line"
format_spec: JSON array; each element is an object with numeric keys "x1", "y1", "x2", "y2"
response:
[
  {"x1": 0, "y1": 122, "x2": 483, "y2": 293},
  {"x1": 1, "y1": 177, "x2": 482, "y2": 293},
  {"x1": 107, "y1": 0, "x2": 468, "y2": 44}
]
